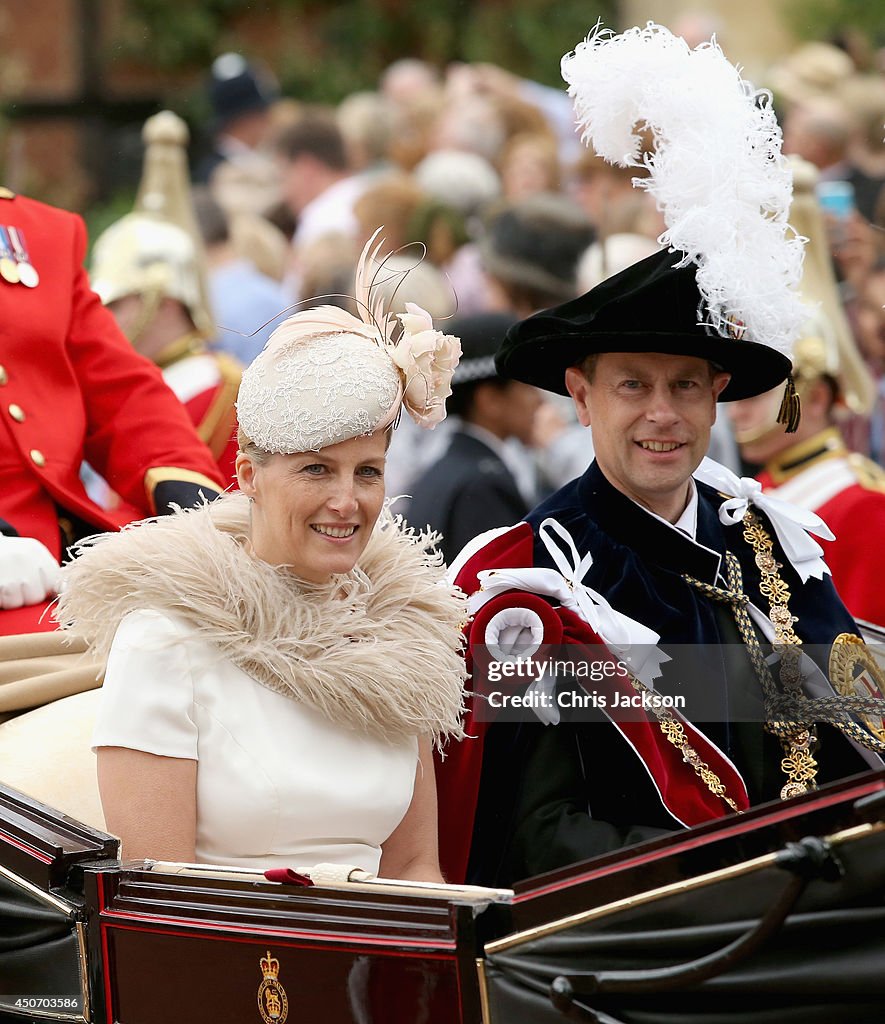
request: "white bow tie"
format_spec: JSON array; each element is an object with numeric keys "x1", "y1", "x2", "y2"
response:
[{"x1": 694, "y1": 458, "x2": 835, "y2": 583}]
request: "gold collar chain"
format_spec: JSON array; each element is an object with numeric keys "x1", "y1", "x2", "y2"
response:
[
  {"x1": 683, "y1": 509, "x2": 818, "y2": 800},
  {"x1": 736, "y1": 510, "x2": 818, "y2": 799},
  {"x1": 684, "y1": 509, "x2": 885, "y2": 801}
]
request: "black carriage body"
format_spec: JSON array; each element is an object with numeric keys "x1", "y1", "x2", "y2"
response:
[{"x1": 3, "y1": 773, "x2": 885, "y2": 1023}]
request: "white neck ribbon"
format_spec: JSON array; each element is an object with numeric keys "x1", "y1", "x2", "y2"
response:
[{"x1": 694, "y1": 457, "x2": 834, "y2": 583}]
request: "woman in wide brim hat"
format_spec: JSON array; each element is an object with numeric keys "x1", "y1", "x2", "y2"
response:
[{"x1": 55, "y1": 235, "x2": 468, "y2": 882}]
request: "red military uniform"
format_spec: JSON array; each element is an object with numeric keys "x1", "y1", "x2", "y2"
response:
[
  {"x1": 0, "y1": 191, "x2": 224, "y2": 634},
  {"x1": 758, "y1": 427, "x2": 885, "y2": 628},
  {"x1": 155, "y1": 336, "x2": 241, "y2": 486}
]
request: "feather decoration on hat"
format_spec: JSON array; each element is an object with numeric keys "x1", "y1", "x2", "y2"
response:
[
  {"x1": 263, "y1": 230, "x2": 392, "y2": 349},
  {"x1": 561, "y1": 22, "x2": 807, "y2": 358},
  {"x1": 241, "y1": 230, "x2": 461, "y2": 446}
]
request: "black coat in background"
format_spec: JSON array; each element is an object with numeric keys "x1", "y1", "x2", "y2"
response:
[{"x1": 407, "y1": 431, "x2": 530, "y2": 566}]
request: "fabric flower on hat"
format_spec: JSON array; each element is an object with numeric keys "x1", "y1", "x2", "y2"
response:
[
  {"x1": 392, "y1": 302, "x2": 462, "y2": 428},
  {"x1": 237, "y1": 232, "x2": 463, "y2": 453}
]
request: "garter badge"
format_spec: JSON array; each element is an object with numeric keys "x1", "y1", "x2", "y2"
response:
[
  {"x1": 723, "y1": 315, "x2": 746, "y2": 341},
  {"x1": 257, "y1": 950, "x2": 289, "y2": 1024},
  {"x1": 829, "y1": 633, "x2": 885, "y2": 744}
]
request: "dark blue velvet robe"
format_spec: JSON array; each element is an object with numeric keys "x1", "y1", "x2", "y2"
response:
[{"x1": 466, "y1": 461, "x2": 874, "y2": 888}]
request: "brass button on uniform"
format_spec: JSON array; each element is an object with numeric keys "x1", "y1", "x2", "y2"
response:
[
  {"x1": 29, "y1": 449, "x2": 46, "y2": 467},
  {"x1": 8, "y1": 403, "x2": 24, "y2": 422},
  {"x1": 0, "y1": 366, "x2": 7, "y2": 385}
]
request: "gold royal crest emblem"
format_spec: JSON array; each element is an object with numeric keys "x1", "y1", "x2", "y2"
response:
[
  {"x1": 257, "y1": 950, "x2": 289, "y2": 1024},
  {"x1": 829, "y1": 633, "x2": 885, "y2": 744}
]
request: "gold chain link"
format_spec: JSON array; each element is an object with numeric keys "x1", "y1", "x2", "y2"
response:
[
  {"x1": 741, "y1": 510, "x2": 819, "y2": 799},
  {"x1": 626, "y1": 676, "x2": 740, "y2": 813},
  {"x1": 684, "y1": 510, "x2": 818, "y2": 800}
]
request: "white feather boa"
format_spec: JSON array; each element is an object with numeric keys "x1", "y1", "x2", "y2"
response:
[
  {"x1": 55, "y1": 494, "x2": 467, "y2": 748},
  {"x1": 562, "y1": 22, "x2": 806, "y2": 355}
]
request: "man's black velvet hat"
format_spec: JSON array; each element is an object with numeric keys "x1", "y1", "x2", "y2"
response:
[{"x1": 495, "y1": 247, "x2": 793, "y2": 401}]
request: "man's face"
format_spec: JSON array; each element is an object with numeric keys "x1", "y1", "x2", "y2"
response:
[
  {"x1": 857, "y1": 270, "x2": 885, "y2": 362},
  {"x1": 500, "y1": 382, "x2": 544, "y2": 446},
  {"x1": 278, "y1": 154, "x2": 315, "y2": 216},
  {"x1": 726, "y1": 386, "x2": 789, "y2": 465},
  {"x1": 565, "y1": 352, "x2": 730, "y2": 521}
]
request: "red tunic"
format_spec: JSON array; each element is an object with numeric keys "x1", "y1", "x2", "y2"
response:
[
  {"x1": 159, "y1": 345, "x2": 241, "y2": 488},
  {"x1": 0, "y1": 192, "x2": 224, "y2": 633},
  {"x1": 758, "y1": 428, "x2": 885, "y2": 629}
]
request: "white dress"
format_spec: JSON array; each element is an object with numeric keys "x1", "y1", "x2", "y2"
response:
[{"x1": 92, "y1": 608, "x2": 418, "y2": 873}]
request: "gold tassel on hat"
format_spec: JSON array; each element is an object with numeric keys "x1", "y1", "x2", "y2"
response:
[{"x1": 777, "y1": 375, "x2": 802, "y2": 433}]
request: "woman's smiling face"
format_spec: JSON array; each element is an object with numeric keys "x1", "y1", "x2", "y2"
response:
[{"x1": 236, "y1": 431, "x2": 388, "y2": 583}]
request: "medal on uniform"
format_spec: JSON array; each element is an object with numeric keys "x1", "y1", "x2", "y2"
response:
[
  {"x1": 7, "y1": 226, "x2": 38, "y2": 288},
  {"x1": 0, "y1": 227, "x2": 20, "y2": 284}
]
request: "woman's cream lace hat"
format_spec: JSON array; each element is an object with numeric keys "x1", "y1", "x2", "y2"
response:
[{"x1": 237, "y1": 233, "x2": 461, "y2": 454}]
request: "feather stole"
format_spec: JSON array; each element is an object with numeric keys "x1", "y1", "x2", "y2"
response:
[{"x1": 55, "y1": 494, "x2": 467, "y2": 748}]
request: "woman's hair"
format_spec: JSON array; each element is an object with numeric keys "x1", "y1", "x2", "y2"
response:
[
  {"x1": 354, "y1": 174, "x2": 425, "y2": 252},
  {"x1": 237, "y1": 427, "x2": 272, "y2": 465}
]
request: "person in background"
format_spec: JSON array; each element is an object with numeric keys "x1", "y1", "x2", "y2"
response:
[
  {"x1": 478, "y1": 193, "x2": 595, "y2": 317},
  {"x1": 728, "y1": 160, "x2": 884, "y2": 626},
  {"x1": 781, "y1": 96, "x2": 855, "y2": 184},
  {"x1": 499, "y1": 132, "x2": 561, "y2": 202},
  {"x1": 836, "y1": 75, "x2": 885, "y2": 224},
  {"x1": 380, "y1": 59, "x2": 442, "y2": 111},
  {"x1": 91, "y1": 112, "x2": 242, "y2": 485},
  {"x1": 192, "y1": 188, "x2": 290, "y2": 367},
  {"x1": 379, "y1": 60, "x2": 445, "y2": 174},
  {"x1": 569, "y1": 151, "x2": 663, "y2": 241},
  {"x1": 852, "y1": 260, "x2": 885, "y2": 464},
  {"x1": 0, "y1": 186, "x2": 222, "y2": 648},
  {"x1": 194, "y1": 52, "x2": 279, "y2": 190},
  {"x1": 411, "y1": 149, "x2": 500, "y2": 313},
  {"x1": 407, "y1": 313, "x2": 542, "y2": 564},
  {"x1": 412, "y1": 149, "x2": 501, "y2": 233},
  {"x1": 336, "y1": 91, "x2": 395, "y2": 184},
  {"x1": 353, "y1": 174, "x2": 426, "y2": 254},
  {"x1": 276, "y1": 113, "x2": 364, "y2": 299}
]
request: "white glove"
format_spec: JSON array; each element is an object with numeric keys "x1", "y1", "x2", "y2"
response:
[{"x1": 0, "y1": 536, "x2": 62, "y2": 609}]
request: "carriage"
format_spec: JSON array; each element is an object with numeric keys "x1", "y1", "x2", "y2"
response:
[{"x1": 3, "y1": 766, "x2": 884, "y2": 1024}]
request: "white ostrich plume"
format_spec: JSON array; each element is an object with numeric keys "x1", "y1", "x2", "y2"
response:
[{"x1": 562, "y1": 22, "x2": 807, "y2": 356}]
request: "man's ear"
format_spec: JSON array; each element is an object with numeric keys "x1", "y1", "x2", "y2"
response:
[
  {"x1": 235, "y1": 452, "x2": 257, "y2": 498},
  {"x1": 711, "y1": 371, "x2": 731, "y2": 402},
  {"x1": 565, "y1": 366, "x2": 592, "y2": 427}
]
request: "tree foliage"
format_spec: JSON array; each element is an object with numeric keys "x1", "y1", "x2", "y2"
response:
[
  {"x1": 786, "y1": 0, "x2": 885, "y2": 43},
  {"x1": 116, "y1": 0, "x2": 618, "y2": 101}
]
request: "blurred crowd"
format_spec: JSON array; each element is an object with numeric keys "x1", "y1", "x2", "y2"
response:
[{"x1": 86, "y1": 30, "x2": 885, "y2": 557}]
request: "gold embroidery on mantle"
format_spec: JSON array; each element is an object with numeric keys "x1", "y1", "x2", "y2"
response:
[
  {"x1": 626, "y1": 673, "x2": 741, "y2": 814},
  {"x1": 683, "y1": 509, "x2": 818, "y2": 800}
]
